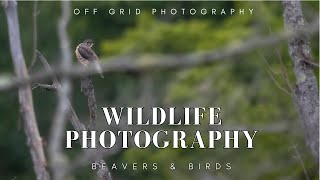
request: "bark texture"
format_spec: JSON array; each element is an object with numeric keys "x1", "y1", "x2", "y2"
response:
[
  {"x1": 81, "y1": 77, "x2": 97, "y2": 130},
  {"x1": 282, "y1": 0, "x2": 319, "y2": 161},
  {"x1": 80, "y1": 76, "x2": 112, "y2": 180}
]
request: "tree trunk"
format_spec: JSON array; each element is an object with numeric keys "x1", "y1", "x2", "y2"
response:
[
  {"x1": 3, "y1": 1, "x2": 50, "y2": 179},
  {"x1": 282, "y1": 0, "x2": 319, "y2": 161}
]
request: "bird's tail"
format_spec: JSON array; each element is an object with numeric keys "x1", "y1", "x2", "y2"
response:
[{"x1": 94, "y1": 61, "x2": 104, "y2": 78}]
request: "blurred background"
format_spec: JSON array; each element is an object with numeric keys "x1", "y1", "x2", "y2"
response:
[{"x1": 0, "y1": 1, "x2": 319, "y2": 180}]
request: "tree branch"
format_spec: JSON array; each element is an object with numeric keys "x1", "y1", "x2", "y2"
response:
[
  {"x1": 35, "y1": 51, "x2": 113, "y2": 180},
  {"x1": 35, "y1": 51, "x2": 86, "y2": 132},
  {"x1": 48, "y1": 1, "x2": 73, "y2": 180},
  {"x1": 28, "y1": 0, "x2": 38, "y2": 71},
  {"x1": 289, "y1": 144, "x2": 310, "y2": 180},
  {"x1": 2, "y1": 1, "x2": 49, "y2": 180},
  {"x1": 80, "y1": 77, "x2": 97, "y2": 130},
  {"x1": 282, "y1": 0, "x2": 319, "y2": 161},
  {"x1": 32, "y1": 83, "x2": 57, "y2": 91},
  {"x1": 260, "y1": 53, "x2": 291, "y2": 96},
  {"x1": 0, "y1": 19, "x2": 318, "y2": 92},
  {"x1": 79, "y1": 77, "x2": 113, "y2": 180}
]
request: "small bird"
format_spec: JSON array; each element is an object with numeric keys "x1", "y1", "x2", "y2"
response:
[{"x1": 75, "y1": 39, "x2": 104, "y2": 78}]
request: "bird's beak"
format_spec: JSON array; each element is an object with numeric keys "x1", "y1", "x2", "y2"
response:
[{"x1": 91, "y1": 43, "x2": 94, "y2": 47}]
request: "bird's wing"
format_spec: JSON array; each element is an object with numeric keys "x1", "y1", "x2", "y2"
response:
[{"x1": 77, "y1": 45, "x2": 99, "y2": 61}]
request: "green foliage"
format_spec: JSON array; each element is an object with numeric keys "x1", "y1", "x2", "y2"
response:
[{"x1": 100, "y1": 12, "x2": 252, "y2": 56}]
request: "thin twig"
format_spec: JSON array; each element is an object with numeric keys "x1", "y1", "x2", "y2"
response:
[
  {"x1": 301, "y1": 58, "x2": 319, "y2": 68},
  {"x1": 260, "y1": 54, "x2": 291, "y2": 96},
  {"x1": 266, "y1": 70, "x2": 291, "y2": 96},
  {"x1": 28, "y1": 0, "x2": 38, "y2": 71},
  {"x1": 0, "y1": 18, "x2": 318, "y2": 92},
  {"x1": 36, "y1": 51, "x2": 86, "y2": 132},
  {"x1": 289, "y1": 144, "x2": 310, "y2": 180},
  {"x1": 32, "y1": 83, "x2": 56, "y2": 90},
  {"x1": 275, "y1": 49, "x2": 294, "y2": 93}
]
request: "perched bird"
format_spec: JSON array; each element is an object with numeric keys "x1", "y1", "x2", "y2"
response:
[{"x1": 75, "y1": 39, "x2": 104, "y2": 78}]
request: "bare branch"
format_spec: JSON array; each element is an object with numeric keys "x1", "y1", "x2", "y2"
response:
[
  {"x1": 36, "y1": 51, "x2": 86, "y2": 132},
  {"x1": 266, "y1": 70, "x2": 291, "y2": 96},
  {"x1": 282, "y1": 0, "x2": 319, "y2": 161},
  {"x1": 260, "y1": 53, "x2": 291, "y2": 96},
  {"x1": 301, "y1": 58, "x2": 319, "y2": 68},
  {"x1": 48, "y1": 1, "x2": 72, "y2": 180},
  {"x1": 2, "y1": 1, "x2": 49, "y2": 179},
  {"x1": 289, "y1": 144, "x2": 310, "y2": 180},
  {"x1": 35, "y1": 51, "x2": 113, "y2": 179},
  {"x1": 0, "y1": 19, "x2": 318, "y2": 92},
  {"x1": 32, "y1": 83, "x2": 57, "y2": 91}
]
